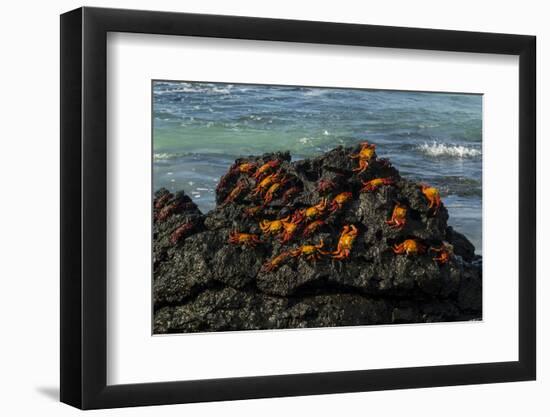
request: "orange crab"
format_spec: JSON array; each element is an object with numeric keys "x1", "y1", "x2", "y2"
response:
[
  {"x1": 430, "y1": 243, "x2": 453, "y2": 265},
  {"x1": 361, "y1": 177, "x2": 394, "y2": 192},
  {"x1": 253, "y1": 160, "x2": 281, "y2": 180},
  {"x1": 261, "y1": 251, "x2": 291, "y2": 272},
  {"x1": 169, "y1": 222, "x2": 194, "y2": 245},
  {"x1": 230, "y1": 162, "x2": 257, "y2": 176},
  {"x1": 290, "y1": 240, "x2": 326, "y2": 262},
  {"x1": 385, "y1": 203, "x2": 407, "y2": 229},
  {"x1": 279, "y1": 218, "x2": 300, "y2": 244},
  {"x1": 259, "y1": 216, "x2": 290, "y2": 236},
  {"x1": 294, "y1": 198, "x2": 328, "y2": 224},
  {"x1": 242, "y1": 205, "x2": 263, "y2": 218},
  {"x1": 222, "y1": 179, "x2": 248, "y2": 206},
  {"x1": 263, "y1": 178, "x2": 289, "y2": 205},
  {"x1": 228, "y1": 231, "x2": 262, "y2": 247},
  {"x1": 252, "y1": 172, "x2": 281, "y2": 196},
  {"x1": 393, "y1": 239, "x2": 426, "y2": 256},
  {"x1": 329, "y1": 192, "x2": 353, "y2": 212},
  {"x1": 420, "y1": 184, "x2": 442, "y2": 214},
  {"x1": 351, "y1": 142, "x2": 376, "y2": 174},
  {"x1": 331, "y1": 224, "x2": 358, "y2": 260},
  {"x1": 302, "y1": 219, "x2": 325, "y2": 237}
]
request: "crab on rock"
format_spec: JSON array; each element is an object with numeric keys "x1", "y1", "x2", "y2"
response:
[
  {"x1": 154, "y1": 192, "x2": 173, "y2": 210},
  {"x1": 263, "y1": 177, "x2": 289, "y2": 205},
  {"x1": 261, "y1": 251, "x2": 291, "y2": 272},
  {"x1": 329, "y1": 192, "x2": 353, "y2": 213},
  {"x1": 294, "y1": 198, "x2": 328, "y2": 224},
  {"x1": 242, "y1": 205, "x2": 263, "y2": 218},
  {"x1": 385, "y1": 203, "x2": 407, "y2": 229},
  {"x1": 252, "y1": 172, "x2": 281, "y2": 197},
  {"x1": 393, "y1": 239, "x2": 426, "y2": 256},
  {"x1": 279, "y1": 218, "x2": 301, "y2": 244},
  {"x1": 222, "y1": 179, "x2": 248, "y2": 206},
  {"x1": 351, "y1": 142, "x2": 376, "y2": 174},
  {"x1": 316, "y1": 179, "x2": 336, "y2": 194},
  {"x1": 302, "y1": 219, "x2": 325, "y2": 237},
  {"x1": 259, "y1": 216, "x2": 290, "y2": 236},
  {"x1": 253, "y1": 160, "x2": 281, "y2": 180},
  {"x1": 420, "y1": 184, "x2": 442, "y2": 214},
  {"x1": 361, "y1": 177, "x2": 394, "y2": 192},
  {"x1": 228, "y1": 231, "x2": 262, "y2": 247},
  {"x1": 290, "y1": 239, "x2": 326, "y2": 262},
  {"x1": 156, "y1": 201, "x2": 181, "y2": 222},
  {"x1": 169, "y1": 222, "x2": 194, "y2": 245},
  {"x1": 330, "y1": 224, "x2": 358, "y2": 260},
  {"x1": 229, "y1": 162, "x2": 257, "y2": 176},
  {"x1": 430, "y1": 243, "x2": 453, "y2": 265}
]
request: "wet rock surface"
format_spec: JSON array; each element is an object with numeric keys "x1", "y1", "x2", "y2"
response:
[{"x1": 153, "y1": 144, "x2": 482, "y2": 333}]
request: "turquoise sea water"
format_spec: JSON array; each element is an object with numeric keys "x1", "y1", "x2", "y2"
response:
[{"x1": 153, "y1": 81, "x2": 482, "y2": 253}]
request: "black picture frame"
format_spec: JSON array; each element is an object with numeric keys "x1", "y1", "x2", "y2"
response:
[{"x1": 60, "y1": 6, "x2": 536, "y2": 410}]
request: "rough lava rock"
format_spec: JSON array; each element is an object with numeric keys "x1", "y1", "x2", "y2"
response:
[{"x1": 153, "y1": 145, "x2": 482, "y2": 333}]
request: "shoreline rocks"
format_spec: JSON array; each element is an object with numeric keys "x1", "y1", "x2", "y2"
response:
[{"x1": 153, "y1": 144, "x2": 482, "y2": 333}]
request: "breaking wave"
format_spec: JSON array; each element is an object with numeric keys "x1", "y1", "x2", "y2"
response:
[{"x1": 417, "y1": 141, "x2": 481, "y2": 158}]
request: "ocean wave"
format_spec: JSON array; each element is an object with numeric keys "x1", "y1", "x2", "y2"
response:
[
  {"x1": 154, "y1": 152, "x2": 178, "y2": 160},
  {"x1": 416, "y1": 141, "x2": 481, "y2": 158},
  {"x1": 154, "y1": 83, "x2": 233, "y2": 96}
]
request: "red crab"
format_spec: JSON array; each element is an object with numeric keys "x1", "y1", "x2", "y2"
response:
[
  {"x1": 222, "y1": 179, "x2": 248, "y2": 206},
  {"x1": 253, "y1": 160, "x2": 281, "y2": 180},
  {"x1": 242, "y1": 205, "x2": 263, "y2": 218},
  {"x1": 252, "y1": 172, "x2": 282, "y2": 196},
  {"x1": 261, "y1": 251, "x2": 291, "y2": 272},
  {"x1": 169, "y1": 222, "x2": 194, "y2": 245},
  {"x1": 263, "y1": 177, "x2": 289, "y2": 205},
  {"x1": 317, "y1": 179, "x2": 336, "y2": 194},
  {"x1": 302, "y1": 219, "x2": 325, "y2": 237},
  {"x1": 157, "y1": 201, "x2": 181, "y2": 222},
  {"x1": 154, "y1": 192, "x2": 173, "y2": 210}
]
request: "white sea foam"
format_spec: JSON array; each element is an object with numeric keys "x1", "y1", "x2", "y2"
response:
[
  {"x1": 417, "y1": 141, "x2": 481, "y2": 158},
  {"x1": 154, "y1": 83, "x2": 233, "y2": 95},
  {"x1": 154, "y1": 153, "x2": 176, "y2": 160}
]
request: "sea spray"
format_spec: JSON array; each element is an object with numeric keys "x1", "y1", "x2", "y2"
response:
[{"x1": 417, "y1": 141, "x2": 481, "y2": 158}]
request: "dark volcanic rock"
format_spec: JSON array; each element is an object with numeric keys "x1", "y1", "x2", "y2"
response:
[{"x1": 153, "y1": 144, "x2": 482, "y2": 333}]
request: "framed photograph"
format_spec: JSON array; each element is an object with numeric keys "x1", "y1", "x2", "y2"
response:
[{"x1": 60, "y1": 6, "x2": 536, "y2": 409}]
